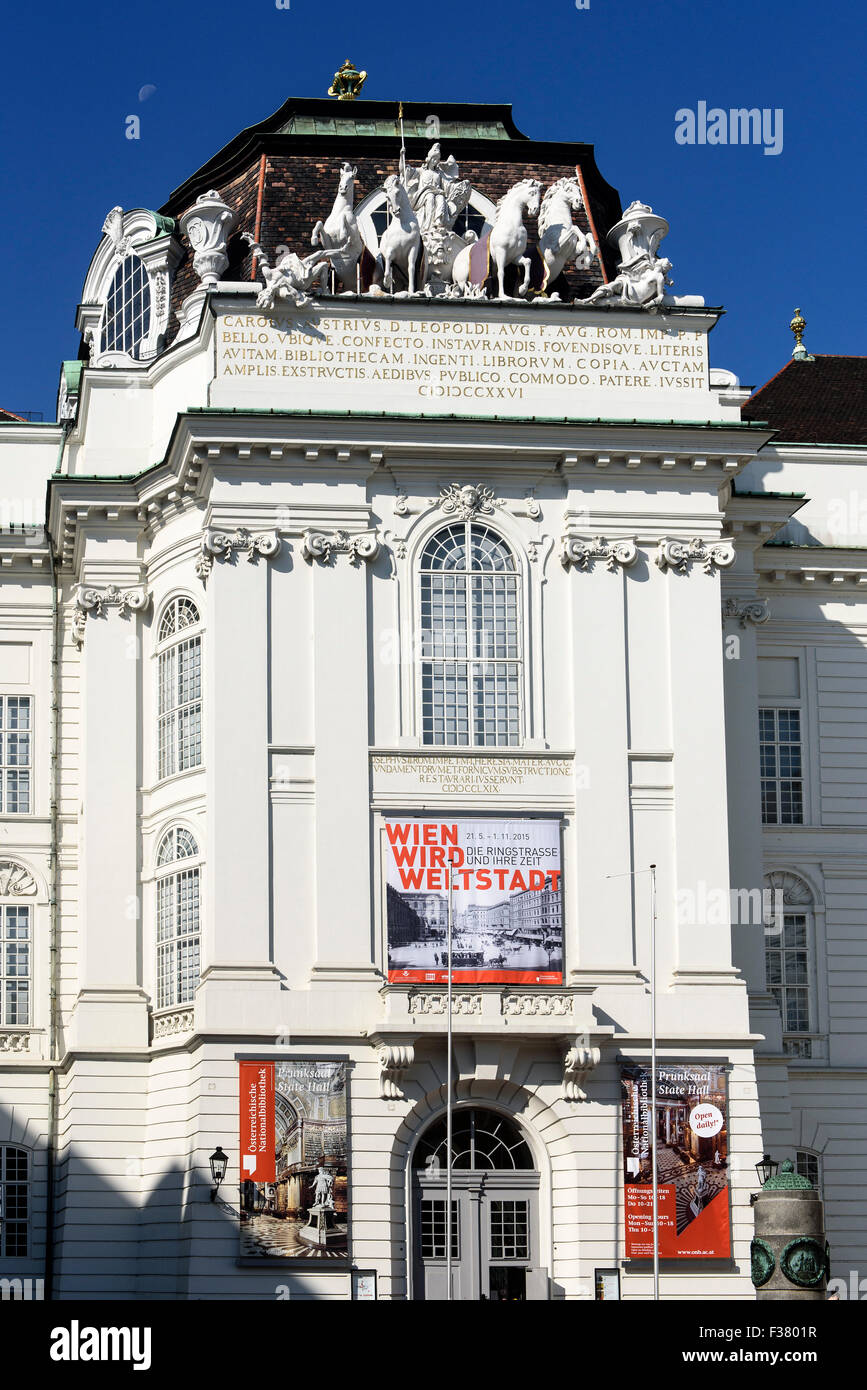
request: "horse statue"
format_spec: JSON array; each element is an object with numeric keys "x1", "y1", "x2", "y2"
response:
[
  {"x1": 241, "y1": 232, "x2": 348, "y2": 310},
  {"x1": 451, "y1": 178, "x2": 542, "y2": 299},
  {"x1": 586, "y1": 256, "x2": 673, "y2": 309},
  {"x1": 310, "y1": 162, "x2": 363, "y2": 292},
  {"x1": 537, "y1": 176, "x2": 597, "y2": 295},
  {"x1": 378, "y1": 174, "x2": 423, "y2": 295}
]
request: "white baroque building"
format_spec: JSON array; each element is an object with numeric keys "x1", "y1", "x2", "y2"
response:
[{"x1": 0, "y1": 92, "x2": 864, "y2": 1300}]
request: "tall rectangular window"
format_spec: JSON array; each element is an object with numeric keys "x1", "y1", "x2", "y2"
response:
[
  {"x1": 760, "y1": 707, "x2": 803, "y2": 824},
  {"x1": 158, "y1": 635, "x2": 202, "y2": 779},
  {"x1": 0, "y1": 904, "x2": 30, "y2": 1026},
  {"x1": 765, "y1": 912, "x2": 811, "y2": 1032},
  {"x1": 0, "y1": 1146, "x2": 29, "y2": 1257},
  {"x1": 420, "y1": 523, "x2": 521, "y2": 747},
  {"x1": 156, "y1": 866, "x2": 200, "y2": 1008},
  {"x1": 0, "y1": 695, "x2": 32, "y2": 814}
]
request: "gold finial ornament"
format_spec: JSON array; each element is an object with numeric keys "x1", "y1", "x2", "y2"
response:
[
  {"x1": 328, "y1": 60, "x2": 367, "y2": 101},
  {"x1": 790, "y1": 306, "x2": 812, "y2": 360}
]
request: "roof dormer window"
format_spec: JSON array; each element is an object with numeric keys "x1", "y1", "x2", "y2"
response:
[
  {"x1": 101, "y1": 253, "x2": 152, "y2": 359},
  {"x1": 75, "y1": 207, "x2": 181, "y2": 370}
]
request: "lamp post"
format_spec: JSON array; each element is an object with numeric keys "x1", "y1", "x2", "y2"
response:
[
  {"x1": 751, "y1": 1153, "x2": 779, "y2": 1204},
  {"x1": 209, "y1": 1145, "x2": 228, "y2": 1202}
]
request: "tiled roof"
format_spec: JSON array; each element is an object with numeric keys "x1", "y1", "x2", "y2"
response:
[
  {"x1": 0, "y1": 408, "x2": 26, "y2": 422},
  {"x1": 742, "y1": 356, "x2": 867, "y2": 445}
]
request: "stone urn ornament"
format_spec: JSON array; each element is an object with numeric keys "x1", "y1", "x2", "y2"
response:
[{"x1": 180, "y1": 190, "x2": 237, "y2": 288}]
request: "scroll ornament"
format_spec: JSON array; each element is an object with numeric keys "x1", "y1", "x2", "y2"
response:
[
  {"x1": 561, "y1": 536, "x2": 638, "y2": 571},
  {"x1": 655, "y1": 537, "x2": 735, "y2": 575},
  {"x1": 195, "y1": 527, "x2": 281, "y2": 580},
  {"x1": 71, "y1": 583, "x2": 150, "y2": 647},
  {"x1": 301, "y1": 529, "x2": 381, "y2": 564},
  {"x1": 563, "y1": 1042, "x2": 601, "y2": 1101},
  {"x1": 721, "y1": 597, "x2": 770, "y2": 627},
  {"x1": 377, "y1": 1043, "x2": 415, "y2": 1100}
]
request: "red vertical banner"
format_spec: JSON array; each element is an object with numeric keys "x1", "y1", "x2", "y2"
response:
[
  {"x1": 621, "y1": 1064, "x2": 731, "y2": 1259},
  {"x1": 239, "y1": 1061, "x2": 275, "y2": 1183}
]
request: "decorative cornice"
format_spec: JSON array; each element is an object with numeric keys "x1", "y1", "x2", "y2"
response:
[
  {"x1": 563, "y1": 1041, "x2": 601, "y2": 1101},
  {"x1": 0, "y1": 862, "x2": 38, "y2": 896},
  {"x1": 722, "y1": 596, "x2": 770, "y2": 627},
  {"x1": 376, "y1": 1043, "x2": 415, "y2": 1099},
  {"x1": 655, "y1": 536, "x2": 735, "y2": 575},
  {"x1": 195, "y1": 526, "x2": 281, "y2": 580},
  {"x1": 501, "y1": 993, "x2": 574, "y2": 1017},
  {"x1": 71, "y1": 583, "x2": 150, "y2": 647},
  {"x1": 407, "y1": 991, "x2": 482, "y2": 1016},
  {"x1": 560, "y1": 535, "x2": 638, "y2": 571},
  {"x1": 301, "y1": 528, "x2": 381, "y2": 564}
]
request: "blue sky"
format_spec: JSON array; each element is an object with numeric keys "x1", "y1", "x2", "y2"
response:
[{"x1": 1, "y1": 0, "x2": 863, "y2": 417}]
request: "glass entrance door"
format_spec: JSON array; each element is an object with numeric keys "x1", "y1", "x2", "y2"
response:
[{"x1": 411, "y1": 1108, "x2": 546, "y2": 1300}]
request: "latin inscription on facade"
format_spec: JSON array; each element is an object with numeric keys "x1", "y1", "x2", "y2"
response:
[
  {"x1": 213, "y1": 304, "x2": 717, "y2": 423},
  {"x1": 371, "y1": 753, "x2": 574, "y2": 804}
]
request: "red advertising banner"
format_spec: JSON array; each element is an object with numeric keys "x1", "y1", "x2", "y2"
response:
[
  {"x1": 239, "y1": 1060, "x2": 276, "y2": 1184},
  {"x1": 621, "y1": 1064, "x2": 731, "y2": 1259},
  {"x1": 238, "y1": 1060, "x2": 349, "y2": 1262},
  {"x1": 384, "y1": 817, "x2": 563, "y2": 985}
]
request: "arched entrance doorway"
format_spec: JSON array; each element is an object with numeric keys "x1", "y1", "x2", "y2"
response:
[{"x1": 411, "y1": 1107, "x2": 546, "y2": 1300}]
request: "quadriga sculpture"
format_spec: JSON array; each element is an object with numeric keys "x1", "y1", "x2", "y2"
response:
[
  {"x1": 537, "y1": 176, "x2": 597, "y2": 295},
  {"x1": 310, "y1": 162, "x2": 364, "y2": 292},
  {"x1": 452, "y1": 178, "x2": 542, "y2": 299},
  {"x1": 378, "y1": 174, "x2": 423, "y2": 296}
]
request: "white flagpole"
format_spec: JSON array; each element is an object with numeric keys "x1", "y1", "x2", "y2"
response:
[
  {"x1": 606, "y1": 863, "x2": 660, "y2": 1300},
  {"x1": 650, "y1": 863, "x2": 659, "y2": 1302},
  {"x1": 446, "y1": 849, "x2": 454, "y2": 1301}
]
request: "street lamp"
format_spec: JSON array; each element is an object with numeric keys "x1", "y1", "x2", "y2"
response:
[
  {"x1": 751, "y1": 1153, "x2": 779, "y2": 1204},
  {"x1": 209, "y1": 1145, "x2": 228, "y2": 1201},
  {"x1": 755, "y1": 1153, "x2": 778, "y2": 1187}
]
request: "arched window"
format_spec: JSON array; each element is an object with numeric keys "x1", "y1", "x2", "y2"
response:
[
  {"x1": 155, "y1": 827, "x2": 201, "y2": 1009},
  {"x1": 412, "y1": 1108, "x2": 534, "y2": 1172},
  {"x1": 100, "y1": 254, "x2": 151, "y2": 359},
  {"x1": 157, "y1": 598, "x2": 202, "y2": 781},
  {"x1": 0, "y1": 1145, "x2": 29, "y2": 1256},
  {"x1": 419, "y1": 523, "x2": 521, "y2": 747},
  {"x1": 764, "y1": 871, "x2": 816, "y2": 1053},
  {"x1": 411, "y1": 1108, "x2": 539, "y2": 1289}
]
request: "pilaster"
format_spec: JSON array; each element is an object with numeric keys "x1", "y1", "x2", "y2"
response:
[{"x1": 69, "y1": 540, "x2": 149, "y2": 1050}]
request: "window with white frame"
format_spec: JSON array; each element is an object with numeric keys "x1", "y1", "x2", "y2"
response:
[
  {"x1": 155, "y1": 826, "x2": 201, "y2": 1010},
  {"x1": 0, "y1": 900, "x2": 30, "y2": 1026},
  {"x1": 795, "y1": 1149, "x2": 822, "y2": 1194},
  {"x1": 101, "y1": 254, "x2": 151, "y2": 359},
  {"x1": 766, "y1": 910, "x2": 813, "y2": 1035},
  {"x1": 157, "y1": 598, "x2": 202, "y2": 780},
  {"x1": 760, "y1": 707, "x2": 804, "y2": 824},
  {"x1": 419, "y1": 523, "x2": 521, "y2": 747},
  {"x1": 0, "y1": 1145, "x2": 29, "y2": 1257},
  {"x1": 0, "y1": 695, "x2": 32, "y2": 814}
]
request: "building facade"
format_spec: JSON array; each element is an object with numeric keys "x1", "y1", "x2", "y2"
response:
[{"x1": 0, "y1": 92, "x2": 864, "y2": 1300}]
